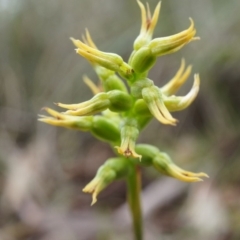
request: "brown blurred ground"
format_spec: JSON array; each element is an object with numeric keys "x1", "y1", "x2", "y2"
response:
[{"x1": 0, "y1": 0, "x2": 240, "y2": 239}]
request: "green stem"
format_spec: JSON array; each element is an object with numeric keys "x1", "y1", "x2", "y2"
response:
[{"x1": 127, "y1": 165, "x2": 143, "y2": 240}]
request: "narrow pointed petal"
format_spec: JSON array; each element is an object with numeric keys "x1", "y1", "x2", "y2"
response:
[
  {"x1": 172, "y1": 165, "x2": 209, "y2": 178},
  {"x1": 64, "y1": 99, "x2": 110, "y2": 116},
  {"x1": 168, "y1": 166, "x2": 204, "y2": 182},
  {"x1": 41, "y1": 107, "x2": 69, "y2": 119},
  {"x1": 148, "y1": 2, "x2": 161, "y2": 35},
  {"x1": 161, "y1": 59, "x2": 193, "y2": 96},
  {"x1": 163, "y1": 74, "x2": 200, "y2": 112},
  {"x1": 82, "y1": 178, "x2": 100, "y2": 205},
  {"x1": 168, "y1": 164, "x2": 208, "y2": 182},
  {"x1": 83, "y1": 75, "x2": 101, "y2": 95},
  {"x1": 70, "y1": 37, "x2": 83, "y2": 49},
  {"x1": 56, "y1": 92, "x2": 109, "y2": 111},
  {"x1": 39, "y1": 108, "x2": 93, "y2": 130},
  {"x1": 136, "y1": 0, "x2": 147, "y2": 34},
  {"x1": 142, "y1": 86, "x2": 177, "y2": 126},
  {"x1": 148, "y1": 100, "x2": 177, "y2": 125},
  {"x1": 38, "y1": 118, "x2": 75, "y2": 128},
  {"x1": 55, "y1": 101, "x2": 90, "y2": 110},
  {"x1": 156, "y1": 98, "x2": 178, "y2": 124},
  {"x1": 85, "y1": 28, "x2": 98, "y2": 49}
]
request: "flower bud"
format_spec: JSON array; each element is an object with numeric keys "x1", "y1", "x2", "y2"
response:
[
  {"x1": 115, "y1": 119, "x2": 141, "y2": 160},
  {"x1": 107, "y1": 90, "x2": 133, "y2": 112},
  {"x1": 55, "y1": 90, "x2": 132, "y2": 116},
  {"x1": 133, "y1": 99, "x2": 151, "y2": 116},
  {"x1": 39, "y1": 108, "x2": 120, "y2": 144},
  {"x1": 72, "y1": 31, "x2": 128, "y2": 92},
  {"x1": 135, "y1": 144, "x2": 208, "y2": 182},
  {"x1": 95, "y1": 66, "x2": 127, "y2": 92},
  {"x1": 142, "y1": 86, "x2": 177, "y2": 125},
  {"x1": 72, "y1": 38, "x2": 134, "y2": 81},
  {"x1": 135, "y1": 144, "x2": 159, "y2": 165},
  {"x1": 56, "y1": 92, "x2": 110, "y2": 116},
  {"x1": 83, "y1": 157, "x2": 130, "y2": 205},
  {"x1": 91, "y1": 116, "x2": 120, "y2": 144},
  {"x1": 149, "y1": 18, "x2": 198, "y2": 57},
  {"x1": 134, "y1": 0, "x2": 161, "y2": 50},
  {"x1": 129, "y1": 46, "x2": 156, "y2": 74},
  {"x1": 153, "y1": 152, "x2": 208, "y2": 182},
  {"x1": 38, "y1": 108, "x2": 93, "y2": 130}
]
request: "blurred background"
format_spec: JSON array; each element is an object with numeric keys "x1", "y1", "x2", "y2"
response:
[{"x1": 0, "y1": 0, "x2": 240, "y2": 239}]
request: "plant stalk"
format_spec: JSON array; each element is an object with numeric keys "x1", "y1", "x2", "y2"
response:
[{"x1": 127, "y1": 165, "x2": 143, "y2": 240}]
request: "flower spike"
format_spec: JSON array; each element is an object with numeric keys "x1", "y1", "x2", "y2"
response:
[
  {"x1": 134, "y1": 0, "x2": 161, "y2": 50},
  {"x1": 40, "y1": 1, "x2": 207, "y2": 212}
]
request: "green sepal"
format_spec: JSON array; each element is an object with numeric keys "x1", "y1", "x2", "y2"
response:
[
  {"x1": 94, "y1": 66, "x2": 127, "y2": 92},
  {"x1": 108, "y1": 90, "x2": 133, "y2": 112},
  {"x1": 130, "y1": 78, "x2": 153, "y2": 98},
  {"x1": 135, "y1": 144, "x2": 159, "y2": 166},
  {"x1": 91, "y1": 116, "x2": 120, "y2": 144},
  {"x1": 129, "y1": 46, "x2": 156, "y2": 74},
  {"x1": 133, "y1": 99, "x2": 151, "y2": 116}
]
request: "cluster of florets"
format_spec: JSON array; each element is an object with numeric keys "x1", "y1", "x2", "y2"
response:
[{"x1": 39, "y1": 1, "x2": 208, "y2": 205}]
